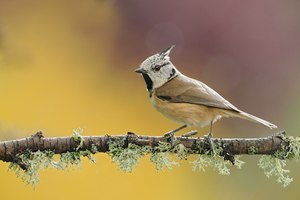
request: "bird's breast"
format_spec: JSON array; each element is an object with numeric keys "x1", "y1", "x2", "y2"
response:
[{"x1": 150, "y1": 91, "x2": 223, "y2": 127}]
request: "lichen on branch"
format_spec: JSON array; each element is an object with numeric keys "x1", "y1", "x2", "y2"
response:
[{"x1": 1, "y1": 130, "x2": 300, "y2": 187}]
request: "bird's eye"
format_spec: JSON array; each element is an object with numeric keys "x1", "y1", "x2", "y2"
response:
[{"x1": 153, "y1": 65, "x2": 161, "y2": 71}]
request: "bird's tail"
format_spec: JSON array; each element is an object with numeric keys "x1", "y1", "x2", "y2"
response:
[{"x1": 237, "y1": 111, "x2": 277, "y2": 129}]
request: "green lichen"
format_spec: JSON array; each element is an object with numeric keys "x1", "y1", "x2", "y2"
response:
[
  {"x1": 7, "y1": 130, "x2": 300, "y2": 188},
  {"x1": 107, "y1": 138, "x2": 149, "y2": 172},
  {"x1": 8, "y1": 128, "x2": 97, "y2": 187},
  {"x1": 194, "y1": 140, "x2": 207, "y2": 154},
  {"x1": 173, "y1": 143, "x2": 189, "y2": 160},
  {"x1": 9, "y1": 150, "x2": 58, "y2": 186},
  {"x1": 191, "y1": 151, "x2": 229, "y2": 175},
  {"x1": 72, "y1": 128, "x2": 85, "y2": 151},
  {"x1": 191, "y1": 145, "x2": 244, "y2": 175},
  {"x1": 257, "y1": 135, "x2": 300, "y2": 187},
  {"x1": 90, "y1": 144, "x2": 98, "y2": 153},
  {"x1": 150, "y1": 152, "x2": 179, "y2": 171},
  {"x1": 248, "y1": 146, "x2": 258, "y2": 155},
  {"x1": 59, "y1": 152, "x2": 81, "y2": 168},
  {"x1": 9, "y1": 148, "x2": 97, "y2": 187},
  {"x1": 258, "y1": 155, "x2": 292, "y2": 187},
  {"x1": 277, "y1": 135, "x2": 300, "y2": 160},
  {"x1": 60, "y1": 128, "x2": 96, "y2": 167},
  {"x1": 59, "y1": 149, "x2": 96, "y2": 168},
  {"x1": 150, "y1": 141, "x2": 179, "y2": 171},
  {"x1": 234, "y1": 156, "x2": 245, "y2": 169}
]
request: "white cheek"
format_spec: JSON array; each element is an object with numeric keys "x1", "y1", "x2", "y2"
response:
[
  {"x1": 161, "y1": 69, "x2": 170, "y2": 77},
  {"x1": 149, "y1": 73, "x2": 165, "y2": 88}
]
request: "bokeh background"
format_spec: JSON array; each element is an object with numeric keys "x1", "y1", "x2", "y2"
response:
[{"x1": 0, "y1": 0, "x2": 299, "y2": 199}]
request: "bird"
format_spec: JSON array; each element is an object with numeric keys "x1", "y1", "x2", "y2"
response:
[{"x1": 135, "y1": 45, "x2": 277, "y2": 147}]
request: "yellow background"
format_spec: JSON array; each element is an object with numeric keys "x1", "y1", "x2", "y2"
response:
[{"x1": 0, "y1": 0, "x2": 299, "y2": 199}]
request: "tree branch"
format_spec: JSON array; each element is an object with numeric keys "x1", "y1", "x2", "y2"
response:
[
  {"x1": 0, "y1": 130, "x2": 287, "y2": 164},
  {"x1": 2, "y1": 130, "x2": 299, "y2": 187}
]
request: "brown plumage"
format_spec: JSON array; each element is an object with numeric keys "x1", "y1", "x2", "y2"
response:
[
  {"x1": 153, "y1": 73, "x2": 277, "y2": 129},
  {"x1": 135, "y1": 45, "x2": 277, "y2": 137}
]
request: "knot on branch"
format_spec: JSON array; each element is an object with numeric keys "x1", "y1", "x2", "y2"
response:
[
  {"x1": 31, "y1": 131, "x2": 44, "y2": 141},
  {"x1": 126, "y1": 132, "x2": 138, "y2": 146},
  {"x1": 221, "y1": 143, "x2": 235, "y2": 165}
]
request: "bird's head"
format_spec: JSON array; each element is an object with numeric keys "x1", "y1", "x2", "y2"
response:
[{"x1": 135, "y1": 45, "x2": 180, "y2": 92}]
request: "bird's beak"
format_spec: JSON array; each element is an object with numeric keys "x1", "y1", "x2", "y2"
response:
[{"x1": 135, "y1": 67, "x2": 147, "y2": 74}]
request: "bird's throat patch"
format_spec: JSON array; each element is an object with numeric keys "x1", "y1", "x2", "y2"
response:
[{"x1": 142, "y1": 73, "x2": 153, "y2": 96}]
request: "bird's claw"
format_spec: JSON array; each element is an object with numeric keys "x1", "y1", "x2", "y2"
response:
[
  {"x1": 163, "y1": 131, "x2": 177, "y2": 146},
  {"x1": 163, "y1": 125, "x2": 188, "y2": 146},
  {"x1": 204, "y1": 134, "x2": 215, "y2": 154},
  {"x1": 164, "y1": 131, "x2": 175, "y2": 139}
]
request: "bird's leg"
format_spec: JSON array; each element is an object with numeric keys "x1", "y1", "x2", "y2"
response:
[
  {"x1": 204, "y1": 121, "x2": 215, "y2": 154},
  {"x1": 164, "y1": 124, "x2": 187, "y2": 139}
]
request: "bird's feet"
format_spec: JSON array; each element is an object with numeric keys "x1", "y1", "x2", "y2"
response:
[
  {"x1": 163, "y1": 130, "x2": 175, "y2": 139},
  {"x1": 181, "y1": 130, "x2": 198, "y2": 137},
  {"x1": 163, "y1": 130, "x2": 177, "y2": 146},
  {"x1": 163, "y1": 125, "x2": 187, "y2": 145},
  {"x1": 204, "y1": 133, "x2": 215, "y2": 154}
]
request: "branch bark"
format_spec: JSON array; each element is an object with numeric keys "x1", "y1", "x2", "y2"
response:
[{"x1": 0, "y1": 131, "x2": 286, "y2": 164}]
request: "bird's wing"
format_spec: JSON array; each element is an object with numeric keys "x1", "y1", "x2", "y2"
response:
[{"x1": 155, "y1": 74, "x2": 239, "y2": 111}]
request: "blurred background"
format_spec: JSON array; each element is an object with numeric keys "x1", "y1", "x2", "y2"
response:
[{"x1": 0, "y1": 0, "x2": 299, "y2": 199}]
